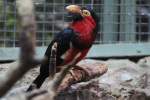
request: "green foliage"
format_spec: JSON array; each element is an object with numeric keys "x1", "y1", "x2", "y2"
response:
[
  {"x1": 84, "y1": 0, "x2": 91, "y2": 4},
  {"x1": 0, "y1": 1, "x2": 17, "y2": 47},
  {"x1": 0, "y1": 1, "x2": 2, "y2": 14},
  {"x1": 45, "y1": 32, "x2": 53, "y2": 45}
]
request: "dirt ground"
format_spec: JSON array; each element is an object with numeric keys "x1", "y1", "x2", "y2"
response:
[{"x1": 1, "y1": 57, "x2": 150, "y2": 100}]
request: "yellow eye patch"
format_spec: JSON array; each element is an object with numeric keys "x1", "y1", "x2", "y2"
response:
[{"x1": 82, "y1": 10, "x2": 91, "y2": 16}]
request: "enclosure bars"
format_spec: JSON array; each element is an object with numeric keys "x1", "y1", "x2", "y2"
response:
[
  {"x1": 103, "y1": 0, "x2": 136, "y2": 43},
  {"x1": 119, "y1": 0, "x2": 136, "y2": 42}
]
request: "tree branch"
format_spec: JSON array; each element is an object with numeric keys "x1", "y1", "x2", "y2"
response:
[
  {"x1": 46, "y1": 53, "x2": 81, "y2": 100},
  {"x1": 0, "y1": 0, "x2": 43, "y2": 97}
]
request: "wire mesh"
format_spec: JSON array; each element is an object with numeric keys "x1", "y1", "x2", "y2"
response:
[{"x1": 0, "y1": 0, "x2": 150, "y2": 47}]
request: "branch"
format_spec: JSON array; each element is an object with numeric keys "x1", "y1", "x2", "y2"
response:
[
  {"x1": 23, "y1": 53, "x2": 81, "y2": 100},
  {"x1": 58, "y1": 60, "x2": 108, "y2": 91},
  {"x1": 46, "y1": 53, "x2": 81, "y2": 100},
  {"x1": 49, "y1": 42, "x2": 57, "y2": 78},
  {"x1": 51, "y1": 53, "x2": 81, "y2": 90},
  {"x1": 0, "y1": 0, "x2": 43, "y2": 97}
]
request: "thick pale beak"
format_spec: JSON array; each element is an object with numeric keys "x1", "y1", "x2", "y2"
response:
[
  {"x1": 65, "y1": 5, "x2": 81, "y2": 14},
  {"x1": 65, "y1": 5, "x2": 83, "y2": 22}
]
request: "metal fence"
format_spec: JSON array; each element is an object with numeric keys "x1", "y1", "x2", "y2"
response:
[
  {"x1": 0, "y1": 0, "x2": 150, "y2": 47},
  {"x1": 0, "y1": 0, "x2": 150, "y2": 60},
  {"x1": 0, "y1": 0, "x2": 100, "y2": 47}
]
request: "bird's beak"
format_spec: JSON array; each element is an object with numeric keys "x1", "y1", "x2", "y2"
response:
[
  {"x1": 65, "y1": 5, "x2": 81, "y2": 14},
  {"x1": 65, "y1": 5, "x2": 83, "y2": 22}
]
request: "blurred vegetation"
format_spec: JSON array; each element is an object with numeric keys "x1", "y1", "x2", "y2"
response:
[
  {"x1": 0, "y1": 1, "x2": 2, "y2": 13},
  {"x1": 0, "y1": 0, "x2": 4, "y2": 47},
  {"x1": 0, "y1": 0, "x2": 17, "y2": 47}
]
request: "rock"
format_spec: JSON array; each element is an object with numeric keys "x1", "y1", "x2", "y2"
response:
[{"x1": 1, "y1": 58, "x2": 150, "y2": 100}]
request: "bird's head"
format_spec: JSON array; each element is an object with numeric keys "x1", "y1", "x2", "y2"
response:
[
  {"x1": 65, "y1": 5, "x2": 99, "y2": 33},
  {"x1": 65, "y1": 5, "x2": 96, "y2": 21}
]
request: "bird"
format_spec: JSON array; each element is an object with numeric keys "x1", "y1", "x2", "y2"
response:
[{"x1": 27, "y1": 5, "x2": 99, "y2": 91}]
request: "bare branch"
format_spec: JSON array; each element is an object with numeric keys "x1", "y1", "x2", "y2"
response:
[
  {"x1": 0, "y1": 0, "x2": 43, "y2": 97},
  {"x1": 27, "y1": 90, "x2": 47, "y2": 100},
  {"x1": 46, "y1": 53, "x2": 81, "y2": 100},
  {"x1": 58, "y1": 60, "x2": 108, "y2": 91},
  {"x1": 49, "y1": 42, "x2": 57, "y2": 79}
]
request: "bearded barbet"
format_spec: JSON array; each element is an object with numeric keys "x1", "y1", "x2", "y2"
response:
[{"x1": 27, "y1": 5, "x2": 99, "y2": 91}]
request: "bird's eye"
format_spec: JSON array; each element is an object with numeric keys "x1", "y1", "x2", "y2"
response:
[{"x1": 82, "y1": 10, "x2": 91, "y2": 16}]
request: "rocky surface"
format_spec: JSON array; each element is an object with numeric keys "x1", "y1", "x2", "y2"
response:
[{"x1": 1, "y1": 57, "x2": 150, "y2": 100}]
